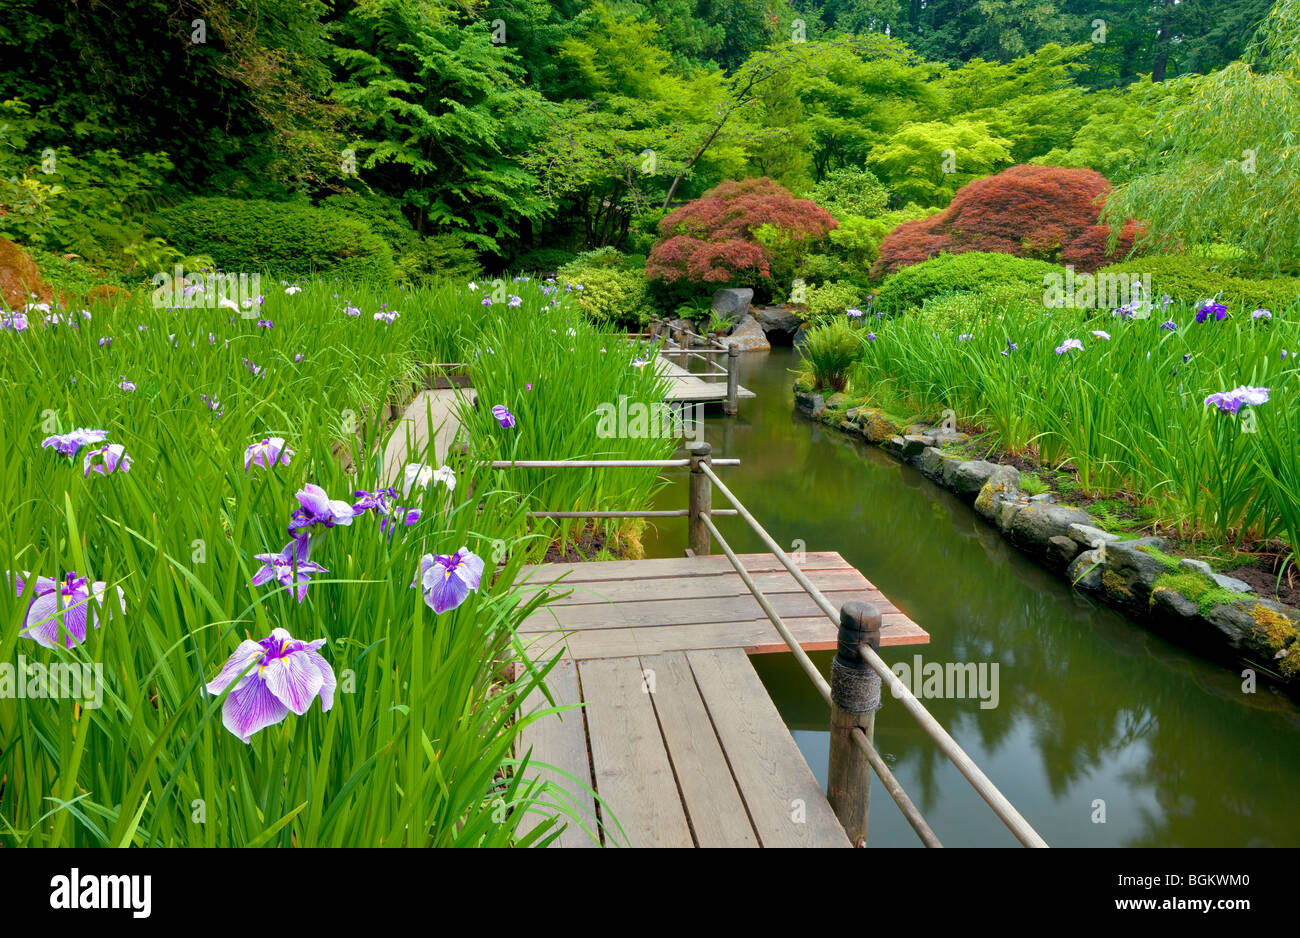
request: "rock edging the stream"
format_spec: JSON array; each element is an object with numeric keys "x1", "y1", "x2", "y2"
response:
[{"x1": 794, "y1": 389, "x2": 1300, "y2": 687}]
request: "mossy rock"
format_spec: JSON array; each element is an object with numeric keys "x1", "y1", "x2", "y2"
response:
[{"x1": 1102, "y1": 569, "x2": 1133, "y2": 599}]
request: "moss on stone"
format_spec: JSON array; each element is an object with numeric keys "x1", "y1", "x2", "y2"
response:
[
  {"x1": 1102, "y1": 569, "x2": 1132, "y2": 599},
  {"x1": 1151, "y1": 572, "x2": 1243, "y2": 616},
  {"x1": 1246, "y1": 604, "x2": 1300, "y2": 677},
  {"x1": 858, "y1": 409, "x2": 900, "y2": 444},
  {"x1": 1135, "y1": 543, "x2": 1181, "y2": 572}
]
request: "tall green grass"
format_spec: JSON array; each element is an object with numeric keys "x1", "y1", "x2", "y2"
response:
[{"x1": 0, "y1": 275, "x2": 661, "y2": 845}]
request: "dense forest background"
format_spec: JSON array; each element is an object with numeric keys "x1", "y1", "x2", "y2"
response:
[{"x1": 0, "y1": 0, "x2": 1292, "y2": 281}]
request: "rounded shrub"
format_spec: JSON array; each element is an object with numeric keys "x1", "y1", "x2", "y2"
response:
[
  {"x1": 148, "y1": 197, "x2": 396, "y2": 281},
  {"x1": 559, "y1": 264, "x2": 653, "y2": 327},
  {"x1": 1097, "y1": 255, "x2": 1300, "y2": 314},
  {"x1": 803, "y1": 280, "x2": 866, "y2": 323},
  {"x1": 873, "y1": 251, "x2": 1065, "y2": 315}
]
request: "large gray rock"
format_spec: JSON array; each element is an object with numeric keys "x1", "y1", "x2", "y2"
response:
[
  {"x1": 946, "y1": 460, "x2": 1000, "y2": 499},
  {"x1": 1069, "y1": 523, "x2": 1120, "y2": 548},
  {"x1": 1211, "y1": 573, "x2": 1253, "y2": 594},
  {"x1": 793, "y1": 324, "x2": 811, "y2": 348},
  {"x1": 1203, "y1": 600, "x2": 1259, "y2": 648},
  {"x1": 973, "y1": 464, "x2": 1022, "y2": 526},
  {"x1": 1047, "y1": 535, "x2": 1081, "y2": 570},
  {"x1": 1068, "y1": 548, "x2": 1104, "y2": 590},
  {"x1": 718, "y1": 313, "x2": 770, "y2": 352},
  {"x1": 884, "y1": 434, "x2": 928, "y2": 460},
  {"x1": 753, "y1": 305, "x2": 801, "y2": 336},
  {"x1": 1151, "y1": 584, "x2": 1200, "y2": 619},
  {"x1": 712, "y1": 287, "x2": 754, "y2": 318},
  {"x1": 920, "y1": 447, "x2": 961, "y2": 483},
  {"x1": 794, "y1": 391, "x2": 825, "y2": 419},
  {"x1": 1105, "y1": 537, "x2": 1169, "y2": 586},
  {"x1": 1006, "y1": 502, "x2": 1095, "y2": 555}
]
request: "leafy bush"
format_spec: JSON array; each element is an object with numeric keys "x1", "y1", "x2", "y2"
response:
[
  {"x1": 873, "y1": 251, "x2": 1065, "y2": 315},
  {"x1": 807, "y1": 166, "x2": 890, "y2": 219},
  {"x1": 872, "y1": 165, "x2": 1140, "y2": 279},
  {"x1": 803, "y1": 280, "x2": 867, "y2": 323},
  {"x1": 559, "y1": 264, "x2": 653, "y2": 327},
  {"x1": 799, "y1": 318, "x2": 865, "y2": 391},
  {"x1": 148, "y1": 197, "x2": 396, "y2": 281},
  {"x1": 1097, "y1": 255, "x2": 1300, "y2": 313},
  {"x1": 915, "y1": 282, "x2": 1050, "y2": 335},
  {"x1": 646, "y1": 177, "x2": 836, "y2": 299},
  {"x1": 319, "y1": 192, "x2": 477, "y2": 283}
]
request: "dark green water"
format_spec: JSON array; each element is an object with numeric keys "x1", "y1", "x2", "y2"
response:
[{"x1": 643, "y1": 346, "x2": 1300, "y2": 847}]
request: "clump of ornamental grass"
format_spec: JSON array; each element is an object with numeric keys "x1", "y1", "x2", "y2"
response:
[{"x1": 800, "y1": 317, "x2": 865, "y2": 392}]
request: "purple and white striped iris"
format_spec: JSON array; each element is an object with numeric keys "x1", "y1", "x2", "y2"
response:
[
  {"x1": 204, "y1": 628, "x2": 335, "y2": 743},
  {"x1": 9, "y1": 571, "x2": 126, "y2": 649},
  {"x1": 1204, "y1": 385, "x2": 1270, "y2": 415},
  {"x1": 83, "y1": 443, "x2": 132, "y2": 477},
  {"x1": 43, "y1": 428, "x2": 109, "y2": 458},
  {"x1": 251, "y1": 540, "x2": 327, "y2": 602},
  {"x1": 411, "y1": 548, "x2": 485, "y2": 614},
  {"x1": 244, "y1": 437, "x2": 294, "y2": 473},
  {"x1": 288, "y1": 484, "x2": 354, "y2": 555}
]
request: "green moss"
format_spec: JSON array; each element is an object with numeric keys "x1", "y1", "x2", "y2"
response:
[
  {"x1": 1151, "y1": 572, "x2": 1244, "y2": 616},
  {"x1": 1135, "y1": 543, "x2": 1181, "y2": 572},
  {"x1": 1102, "y1": 569, "x2": 1133, "y2": 598},
  {"x1": 1250, "y1": 604, "x2": 1300, "y2": 678}
]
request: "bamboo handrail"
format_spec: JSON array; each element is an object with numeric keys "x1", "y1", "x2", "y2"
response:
[{"x1": 698, "y1": 460, "x2": 1048, "y2": 849}]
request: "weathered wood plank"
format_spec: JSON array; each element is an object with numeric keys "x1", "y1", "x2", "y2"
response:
[
  {"x1": 515, "y1": 658, "x2": 600, "y2": 848},
  {"x1": 521, "y1": 588, "x2": 895, "y2": 632},
  {"x1": 521, "y1": 612, "x2": 927, "y2": 660},
  {"x1": 518, "y1": 552, "x2": 852, "y2": 584},
  {"x1": 381, "y1": 388, "x2": 474, "y2": 487},
  {"x1": 641, "y1": 652, "x2": 759, "y2": 848},
  {"x1": 525, "y1": 568, "x2": 875, "y2": 606},
  {"x1": 687, "y1": 648, "x2": 851, "y2": 848},
  {"x1": 577, "y1": 657, "x2": 694, "y2": 847}
]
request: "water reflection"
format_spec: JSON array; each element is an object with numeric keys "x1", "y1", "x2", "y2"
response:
[{"x1": 644, "y1": 347, "x2": 1300, "y2": 847}]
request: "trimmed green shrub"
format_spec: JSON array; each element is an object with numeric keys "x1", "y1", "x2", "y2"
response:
[
  {"x1": 148, "y1": 197, "x2": 395, "y2": 281},
  {"x1": 874, "y1": 251, "x2": 1065, "y2": 315},
  {"x1": 1097, "y1": 255, "x2": 1300, "y2": 314},
  {"x1": 803, "y1": 280, "x2": 866, "y2": 323},
  {"x1": 559, "y1": 264, "x2": 653, "y2": 327},
  {"x1": 806, "y1": 167, "x2": 890, "y2": 220},
  {"x1": 319, "y1": 192, "x2": 478, "y2": 283}
]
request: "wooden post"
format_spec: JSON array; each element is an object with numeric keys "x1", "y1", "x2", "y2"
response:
[
  {"x1": 724, "y1": 345, "x2": 739, "y2": 416},
  {"x1": 687, "y1": 441, "x2": 711, "y2": 556},
  {"x1": 828, "y1": 600, "x2": 882, "y2": 847}
]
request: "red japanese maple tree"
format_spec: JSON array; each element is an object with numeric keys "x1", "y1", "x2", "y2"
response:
[
  {"x1": 871, "y1": 165, "x2": 1141, "y2": 279},
  {"x1": 646, "y1": 177, "x2": 836, "y2": 285}
]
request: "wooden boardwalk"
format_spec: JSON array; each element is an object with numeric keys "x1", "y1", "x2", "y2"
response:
[
  {"x1": 656, "y1": 357, "x2": 755, "y2": 404},
  {"x1": 514, "y1": 552, "x2": 929, "y2": 848},
  {"x1": 381, "y1": 388, "x2": 474, "y2": 485}
]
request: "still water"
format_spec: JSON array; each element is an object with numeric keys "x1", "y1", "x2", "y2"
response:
[{"x1": 642, "y1": 346, "x2": 1300, "y2": 847}]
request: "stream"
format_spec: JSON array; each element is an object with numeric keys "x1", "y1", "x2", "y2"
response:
[{"x1": 642, "y1": 346, "x2": 1300, "y2": 847}]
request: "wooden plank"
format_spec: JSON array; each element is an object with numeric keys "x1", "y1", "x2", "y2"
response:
[
  {"x1": 577, "y1": 657, "x2": 694, "y2": 847},
  {"x1": 518, "y1": 552, "x2": 853, "y2": 584},
  {"x1": 523, "y1": 612, "x2": 927, "y2": 660},
  {"x1": 526, "y1": 568, "x2": 875, "y2": 606},
  {"x1": 521, "y1": 588, "x2": 896, "y2": 632},
  {"x1": 515, "y1": 658, "x2": 600, "y2": 847},
  {"x1": 687, "y1": 648, "x2": 851, "y2": 848},
  {"x1": 381, "y1": 389, "x2": 473, "y2": 486},
  {"x1": 641, "y1": 652, "x2": 760, "y2": 848}
]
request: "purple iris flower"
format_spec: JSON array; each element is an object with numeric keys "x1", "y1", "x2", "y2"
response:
[
  {"x1": 958, "y1": 333, "x2": 971, "y2": 342},
  {"x1": 846, "y1": 308, "x2": 863, "y2": 318},
  {"x1": 293, "y1": 353, "x2": 305, "y2": 363},
  {"x1": 352, "y1": 487, "x2": 398, "y2": 516},
  {"x1": 1055, "y1": 338, "x2": 1084, "y2": 355},
  {"x1": 204, "y1": 627, "x2": 336, "y2": 743},
  {"x1": 99, "y1": 335, "x2": 112, "y2": 347},
  {"x1": 1159, "y1": 319, "x2": 1177, "y2": 331},
  {"x1": 411, "y1": 548, "x2": 485, "y2": 614},
  {"x1": 1204, "y1": 385, "x2": 1270, "y2": 415},
  {"x1": 866, "y1": 332, "x2": 876, "y2": 341},
  {"x1": 251, "y1": 540, "x2": 327, "y2": 602},
  {"x1": 508, "y1": 295, "x2": 522, "y2": 307},
  {"x1": 481, "y1": 295, "x2": 493, "y2": 306},
  {"x1": 200, "y1": 394, "x2": 224, "y2": 418},
  {"x1": 10, "y1": 571, "x2": 126, "y2": 648},
  {"x1": 83, "y1": 443, "x2": 132, "y2": 477},
  {"x1": 491, "y1": 404, "x2": 516, "y2": 428},
  {"x1": 380, "y1": 506, "x2": 421, "y2": 536},
  {"x1": 257, "y1": 319, "x2": 273, "y2": 330},
  {"x1": 43, "y1": 428, "x2": 109, "y2": 458},
  {"x1": 288, "y1": 484, "x2": 355, "y2": 555},
  {"x1": 119, "y1": 377, "x2": 136, "y2": 392},
  {"x1": 344, "y1": 305, "x2": 361, "y2": 317},
  {"x1": 374, "y1": 311, "x2": 399, "y2": 324},
  {"x1": 1091, "y1": 330, "x2": 1111, "y2": 340},
  {"x1": 1195, "y1": 300, "x2": 1228, "y2": 324},
  {"x1": 1252, "y1": 308, "x2": 1272, "y2": 321},
  {"x1": 244, "y1": 437, "x2": 294, "y2": 473},
  {"x1": 1, "y1": 312, "x2": 29, "y2": 331}
]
